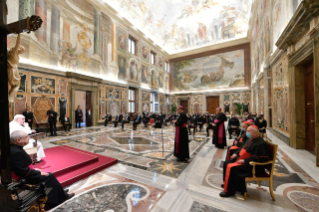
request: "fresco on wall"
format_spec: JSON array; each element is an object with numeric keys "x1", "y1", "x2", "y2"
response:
[
  {"x1": 173, "y1": 49, "x2": 245, "y2": 91},
  {"x1": 129, "y1": 59, "x2": 139, "y2": 81},
  {"x1": 14, "y1": 95, "x2": 27, "y2": 115},
  {"x1": 109, "y1": 88, "x2": 120, "y2": 99},
  {"x1": 109, "y1": 100, "x2": 120, "y2": 117},
  {"x1": 117, "y1": 29, "x2": 127, "y2": 53},
  {"x1": 121, "y1": 101, "x2": 127, "y2": 114},
  {"x1": 142, "y1": 103, "x2": 150, "y2": 113},
  {"x1": 141, "y1": 44, "x2": 149, "y2": 62},
  {"x1": 142, "y1": 92, "x2": 150, "y2": 101},
  {"x1": 99, "y1": 100, "x2": 107, "y2": 120},
  {"x1": 141, "y1": 65, "x2": 150, "y2": 84},
  {"x1": 31, "y1": 96, "x2": 55, "y2": 123},
  {"x1": 158, "y1": 57, "x2": 164, "y2": 69},
  {"x1": 165, "y1": 76, "x2": 169, "y2": 90},
  {"x1": 118, "y1": 55, "x2": 127, "y2": 80},
  {"x1": 59, "y1": 80, "x2": 68, "y2": 96},
  {"x1": 31, "y1": 76, "x2": 55, "y2": 94},
  {"x1": 158, "y1": 72, "x2": 164, "y2": 88},
  {"x1": 151, "y1": 69, "x2": 158, "y2": 87},
  {"x1": 106, "y1": 0, "x2": 252, "y2": 54}
]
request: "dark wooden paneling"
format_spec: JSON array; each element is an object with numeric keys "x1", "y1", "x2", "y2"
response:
[
  {"x1": 305, "y1": 60, "x2": 315, "y2": 155},
  {"x1": 180, "y1": 100, "x2": 188, "y2": 113},
  {"x1": 206, "y1": 96, "x2": 220, "y2": 114}
]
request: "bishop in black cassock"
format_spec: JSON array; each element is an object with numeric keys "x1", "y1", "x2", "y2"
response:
[
  {"x1": 212, "y1": 107, "x2": 227, "y2": 149},
  {"x1": 174, "y1": 106, "x2": 189, "y2": 162},
  {"x1": 9, "y1": 130, "x2": 74, "y2": 210}
]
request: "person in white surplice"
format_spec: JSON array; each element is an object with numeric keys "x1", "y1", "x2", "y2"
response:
[{"x1": 9, "y1": 114, "x2": 45, "y2": 162}]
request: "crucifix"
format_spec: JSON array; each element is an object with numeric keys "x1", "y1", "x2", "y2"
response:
[
  {"x1": 0, "y1": 0, "x2": 42, "y2": 186},
  {"x1": 0, "y1": 1, "x2": 49, "y2": 211}
]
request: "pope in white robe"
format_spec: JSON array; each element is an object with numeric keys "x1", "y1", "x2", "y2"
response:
[{"x1": 9, "y1": 114, "x2": 45, "y2": 162}]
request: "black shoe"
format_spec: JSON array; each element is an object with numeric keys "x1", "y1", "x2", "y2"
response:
[
  {"x1": 219, "y1": 191, "x2": 234, "y2": 197},
  {"x1": 66, "y1": 193, "x2": 75, "y2": 200},
  {"x1": 221, "y1": 184, "x2": 224, "y2": 188}
]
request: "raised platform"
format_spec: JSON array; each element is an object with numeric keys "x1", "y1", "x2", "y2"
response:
[{"x1": 34, "y1": 146, "x2": 118, "y2": 187}]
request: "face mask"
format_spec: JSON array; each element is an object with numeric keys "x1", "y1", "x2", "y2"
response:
[{"x1": 246, "y1": 132, "x2": 251, "y2": 138}]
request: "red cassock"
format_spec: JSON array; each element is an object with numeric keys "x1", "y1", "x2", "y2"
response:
[{"x1": 223, "y1": 136, "x2": 271, "y2": 194}]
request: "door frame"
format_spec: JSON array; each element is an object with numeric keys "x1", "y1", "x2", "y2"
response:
[
  {"x1": 206, "y1": 95, "x2": 220, "y2": 114},
  {"x1": 70, "y1": 83, "x2": 98, "y2": 129},
  {"x1": 288, "y1": 37, "x2": 319, "y2": 166},
  {"x1": 177, "y1": 97, "x2": 190, "y2": 114}
]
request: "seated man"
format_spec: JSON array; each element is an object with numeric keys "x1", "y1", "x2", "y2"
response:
[
  {"x1": 188, "y1": 114, "x2": 198, "y2": 136},
  {"x1": 227, "y1": 114, "x2": 240, "y2": 139},
  {"x1": 153, "y1": 114, "x2": 163, "y2": 128},
  {"x1": 10, "y1": 130, "x2": 74, "y2": 210},
  {"x1": 220, "y1": 126, "x2": 271, "y2": 197},
  {"x1": 61, "y1": 114, "x2": 71, "y2": 132},
  {"x1": 10, "y1": 115, "x2": 45, "y2": 162},
  {"x1": 164, "y1": 114, "x2": 171, "y2": 126},
  {"x1": 143, "y1": 112, "x2": 150, "y2": 127},
  {"x1": 121, "y1": 113, "x2": 131, "y2": 130},
  {"x1": 206, "y1": 114, "x2": 215, "y2": 137},
  {"x1": 103, "y1": 113, "x2": 112, "y2": 127},
  {"x1": 113, "y1": 113, "x2": 122, "y2": 128},
  {"x1": 225, "y1": 122, "x2": 250, "y2": 160},
  {"x1": 133, "y1": 113, "x2": 142, "y2": 130},
  {"x1": 197, "y1": 113, "x2": 205, "y2": 132}
]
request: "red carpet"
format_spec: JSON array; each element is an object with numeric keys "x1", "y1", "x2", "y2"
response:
[{"x1": 34, "y1": 146, "x2": 118, "y2": 187}]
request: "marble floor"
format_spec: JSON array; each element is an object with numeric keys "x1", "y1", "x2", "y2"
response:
[{"x1": 38, "y1": 125, "x2": 319, "y2": 212}]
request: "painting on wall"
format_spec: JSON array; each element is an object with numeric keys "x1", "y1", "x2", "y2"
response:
[
  {"x1": 142, "y1": 103, "x2": 150, "y2": 113},
  {"x1": 158, "y1": 72, "x2": 164, "y2": 88},
  {"x1": 108, "y1": 100, "x2": 120, "y2": 117},
  {"x1": 109, "y1": 88, "x2": 120, "y2": 99},
  {"x1": 129, "y1": 59, "x2": 139, "y2": 81},
  {"x1": 141, "y1": 44, "x2": 149, "y2": 61},
  {"x1": 173, "y1": 49, "x2": 245, "y2": 91},
  {"x1": 99, "y1": 100, "x2": 107, "y2": 120},
  {"x1": 31, "y1": 76, "x2": 56, "y2": 94},
  {"x1": 141, "y1": 64, "x2": 150, "y2": 84},
  {"x1": 151, "y1": 69, "x2": 157, "y2": 87},
  {"x1": 121, "y1": 89, "x2": 127, "y2": 100},
  {"x1": 58, "y1": 79, "x2": 68, "y2": 96},
  {"x1": 165, "y1": 76, "x2": 169, "y2": 90},
  {"x1": 142, "y1": 92, "x2": 150, "y2": 101},
  {"x1": 18, "y1": 73, "x2": 27, "y2": 93},
  {"x1": 274, "y1": 89, "x2": 284, "y2": 130},
  {"x1": 158, "y1": 57, "x2": 164, "y2": 69},
  {"x1": 14, "y1": 95, "x2": 27, "y2": 116},
  {"x1": 118, "y1": 55, "x2": 127, "y2": 80},
  {"x1": 121, "y1": 101, "x2": 126, "y2": 114},
  {"x1": 117, "y1": 29, "x2": 127, "y2": 53},
  {"x1": 31, "y1": 96, "x2": 55, "y2": 123}
]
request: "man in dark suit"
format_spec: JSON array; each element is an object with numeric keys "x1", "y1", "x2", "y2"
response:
[
  {"x1": 228, "y1": 114, "x2": 240, "y2": 139},
  {"x1": 113, "y1": 113, "x2": 122, "y2": 127},
  {"x1": 143, "y1": 112, "x2": 150, "y2": 127},
  {"x1": 75, "y1": 106, "x2": 83, "y2": 128},
  {"x1": 86, "y1": 108, "x2": 92, "y2": 127},
  {"x1": 121, "y1": 113, "x2": 131, "y2": 130},
  {"x1": 23, "y1": 106, "x2": 34, "y2": 129},
  {"x1": 153, "y1": 114, "x2": 163, "y2": 128},
  {"x1": 47, "y1": 107, "x2": 57, "y2": 136},
  {"x1": 133, "y1": 113, "x2": 142, "y2": 130},
  {"x1": 188, "y1": 114, "x2": 198, "y2": 136},
  {"x1": 103, "y1": 113, "x2": 112, "y2": 126},
  {"x1": 61, "y1": 114, "x2": 71, "y2": 131},
  {"x1": 197, "y1": 113, "x2": 205, "y2": 132}
]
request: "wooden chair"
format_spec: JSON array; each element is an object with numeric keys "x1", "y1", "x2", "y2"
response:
[{"x1": 244, "y1": 140, "x2": 278, "y2": 201}]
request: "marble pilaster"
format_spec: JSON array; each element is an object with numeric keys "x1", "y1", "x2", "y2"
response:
[
  {"x1": 50, "y1": 5, "x2": 60, "y2": 53},
  {"x1": 19, "y1": 0, "x2": 35, "y2": 20},
  {"x1": 94, "y1": 10, "x2": 101, "y2": 56},
  {"x1": 112, "y1": 23, "x2": 117, "y2": 62},
  {"x1": 35, "y1": 0, "x2": 47, "y2": 43}
]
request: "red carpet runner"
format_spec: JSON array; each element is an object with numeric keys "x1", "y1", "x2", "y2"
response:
[{"x1": 34, "y1": 146, "x2": 118, "y2": 187}]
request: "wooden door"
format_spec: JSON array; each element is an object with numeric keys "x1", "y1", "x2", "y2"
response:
[
  {"x1": 180, "y1": 100, "x2": 188, "y2": 113},
  {"x1": 305, "y1": 60, "x2": 315, "y2": 155},
  {"x1": 206, "y1": 96, "x2": 220, "y2": 114},
  {"x1": 86, "y1": 92, "x2": 92, "y2": 111}
]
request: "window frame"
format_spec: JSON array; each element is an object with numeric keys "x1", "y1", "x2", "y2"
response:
[{"x1": 128, "y1": 35, "x2": 137, "y2": 55}]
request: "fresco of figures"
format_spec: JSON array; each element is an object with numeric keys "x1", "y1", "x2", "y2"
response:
[
  {"x1": 173, "y1": 49, "x2": 245, "y2": 91},
  {"x1": 151, "y1": 70, "x2": 158, "y2": 87},
  {"x1": 106, "y1": 0, "x2": 252, "y2": 53},
  {"x1": 129, "y1": 59, "x2": 140, "y2": 81},
  {"x1": 118, "y1": 55, "x2": 127, "y2": 80},
  {"x1": 141, "y1": 65, "x2": 150, "y2": 84}
]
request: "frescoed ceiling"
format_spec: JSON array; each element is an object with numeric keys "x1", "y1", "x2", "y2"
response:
[{"x1": 101, "y1": 0, "x2": 252, "y2": 54}]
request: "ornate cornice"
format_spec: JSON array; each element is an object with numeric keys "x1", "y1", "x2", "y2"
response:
[{"x1": 276, "y1": 0, "x2": 319, "y2": 50}]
